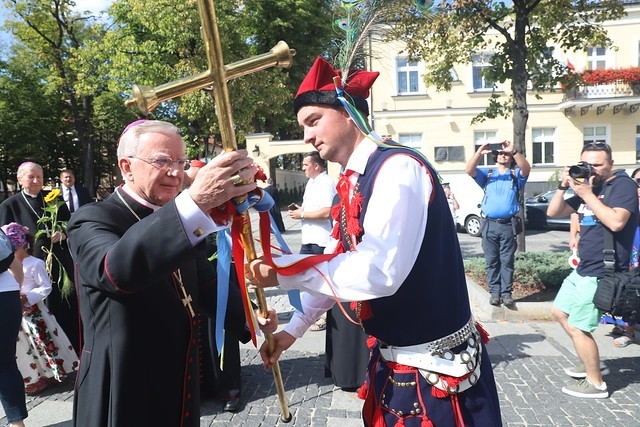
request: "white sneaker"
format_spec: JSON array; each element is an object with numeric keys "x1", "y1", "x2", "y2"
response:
[{"x1": 562, "y1": 379, "x2": 608, "y2": 399}]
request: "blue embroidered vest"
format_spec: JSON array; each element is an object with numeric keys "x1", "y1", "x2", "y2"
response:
[{"x1": 340, "y1": 146, "x2": 471, "y2": 347}]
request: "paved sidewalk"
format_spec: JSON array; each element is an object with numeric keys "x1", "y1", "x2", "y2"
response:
[{"x1": 3, "y1": 213, "x2": 640, "y2": 426}]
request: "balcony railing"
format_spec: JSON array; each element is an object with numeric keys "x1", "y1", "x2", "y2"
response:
[{"x1": 564, "y1": 80, "x2": 640, "y2": 101}]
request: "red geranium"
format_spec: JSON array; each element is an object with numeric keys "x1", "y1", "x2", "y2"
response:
[{"x1": 580, "y1": 67, "x2": 640, "y2": 85}]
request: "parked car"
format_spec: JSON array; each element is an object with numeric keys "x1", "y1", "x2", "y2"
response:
[
  {"x1": 525, "y1": 189, "x2": 574, "y2": 229},
  {"x1": 455, "y1": 202, "x2": 483, "y2": 237},
  {"x1": 445, "y1": 175, "x2": 484, "y2": 237}
]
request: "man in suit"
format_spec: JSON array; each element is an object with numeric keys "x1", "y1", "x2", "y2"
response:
[
  {"x1": 59, "y1": 169, "x2": 92, "y2": 213},
  {"x1": 0, "y1": 162, "x2": 79, "y2": 352}
]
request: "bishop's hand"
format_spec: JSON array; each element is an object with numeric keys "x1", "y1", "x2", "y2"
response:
[{"x1": 188, "y1": 150, "x2": 257, "y2": 212}]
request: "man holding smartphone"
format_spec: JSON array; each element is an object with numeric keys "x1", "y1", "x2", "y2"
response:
[
  {"x1": 466, "y1": 140, "x2": 530, "y2": 308},
  {"x1": 288, "y1": 151, "x2": 336, "y2": 255}
]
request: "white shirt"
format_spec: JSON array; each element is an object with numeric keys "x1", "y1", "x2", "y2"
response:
[
  {"x1": 63, "y1": 185, "x2": 79, "y2": 212},
  {"x1": 21, "y1": 255, "x2": 52, "y2": 307},
  {"x1": 274, "y1": 138, "x2": 433, "y2": 338},
  {"x1": 301, "y1": 172, "x2": 337, "y2": 247},
  {"x1": 120, "y1": 185, "x2": 228, "y2": 247}
]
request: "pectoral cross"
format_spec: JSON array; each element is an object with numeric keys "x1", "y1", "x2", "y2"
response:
[{"x1": 173, "y1": 270, "x2": 195, "y2": 318}]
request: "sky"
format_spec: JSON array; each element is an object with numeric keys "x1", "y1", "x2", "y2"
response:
[{"x1": 1, "y1": 0, "x2": 112, "y2": 54}]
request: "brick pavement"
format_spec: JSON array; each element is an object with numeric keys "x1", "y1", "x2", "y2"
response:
[{"x1": 3, "y1": 213, "x2": 640, "y2": 426}]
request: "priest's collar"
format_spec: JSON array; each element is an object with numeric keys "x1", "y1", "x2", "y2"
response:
[
  {"x1": 21, "y1": 189, "x2": 40, "y2": 198},
  {"x1": 120, "y1": 184, "x2": 160, "y2": 212},
  {"x1": 342, "y1": 137, "x2": 377, "y2": 177}
]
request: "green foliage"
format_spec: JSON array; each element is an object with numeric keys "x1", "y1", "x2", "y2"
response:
[
  {"x1": 98, "y1": 0, "x2": 335, "y2": 142},
  {"x1": 1, "y1": 0, "x2": 337, "y2": 191},
  {"x1": 464, "y1": 251, "x2": 573, "y2": 290}
]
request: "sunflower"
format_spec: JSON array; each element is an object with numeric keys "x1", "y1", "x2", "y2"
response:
[{"x1": 44, "y1": 188, "x2": 61, "y2": 203}]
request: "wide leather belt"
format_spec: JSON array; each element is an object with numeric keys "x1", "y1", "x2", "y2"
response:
[
  {"x1": 485, "y1": 217, "x2": 512, "y2": 224},
  {"x1": 379, "y1": 318, "x2": 482, "y2": 394}
]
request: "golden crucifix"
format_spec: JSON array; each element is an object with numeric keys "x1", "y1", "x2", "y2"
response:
[{"x1": 125, "y1": 0, "x2": 294, "y2": 422}]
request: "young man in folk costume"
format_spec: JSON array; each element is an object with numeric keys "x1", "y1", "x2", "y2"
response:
[
  {"x1": 67, "y1": 120, "x2": 277, "y2": 427},
  {"x1": 247, "y1": 57, "x2": 502, "y2": 426}
]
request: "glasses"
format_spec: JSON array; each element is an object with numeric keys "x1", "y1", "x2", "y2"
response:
[
  {"x1": 582, "y1": 142, "x2": 611, "y2": 153},
  {"x1": 635, "y1": 178, "x2": 640, "y2": 187},
  {"x1": 128, "y1": 156, "x2": 190, "y2": 171}
]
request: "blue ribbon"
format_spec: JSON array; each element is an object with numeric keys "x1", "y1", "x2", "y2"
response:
[
  {"x1": 214, "y1": 189, "x2": 303, "y2": 356},
  {"x1": 215, "y1": 229, "x2": 232, "y2": 356}
]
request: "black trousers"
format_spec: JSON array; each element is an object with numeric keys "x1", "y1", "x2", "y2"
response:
[{"x1": 0, "y1": 291, "x2": 27, "y2": 423}]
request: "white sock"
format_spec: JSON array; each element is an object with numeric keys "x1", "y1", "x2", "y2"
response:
[{"x1": 588, "y1": 379, "x2": 607, "y2": 390}]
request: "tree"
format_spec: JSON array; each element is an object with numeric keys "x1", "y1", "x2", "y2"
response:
[
  {"x1": 385, "y1": 0, "x2": 626, "y2": 250},
  {"x1": 93, "y1": 0, "x2": 336, "y2": 151},
  {"x1": 0, "y1": 54, "x2": 65, "y2": 193},
  {"x1": 3, "y1": 0, "x2": 111, "y2": 195}
]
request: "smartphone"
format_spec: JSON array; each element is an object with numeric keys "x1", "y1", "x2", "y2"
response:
[
  {"x1": 287, "y1": 203, "x2": 298, "y2": 210},
  {"x1": 488, "y1": 143, "x2": 503, "y2": 151}
]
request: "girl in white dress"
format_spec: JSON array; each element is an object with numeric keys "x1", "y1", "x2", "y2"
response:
[{"x1": 1, "y1": 223, "x2": 78, "y2": 395}]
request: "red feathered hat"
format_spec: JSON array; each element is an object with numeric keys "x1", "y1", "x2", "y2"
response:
[{"x1": 293, "y1": 57, "x2": 379, "y2": 116}]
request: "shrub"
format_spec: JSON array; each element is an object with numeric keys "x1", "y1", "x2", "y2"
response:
[{"x1": 464, "y1": 251, "x2": 572, "y2": 290}]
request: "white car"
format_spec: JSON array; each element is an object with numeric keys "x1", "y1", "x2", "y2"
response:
[
  {"x1": 454, "y1": 202, "x2": 483, "y2": 237},
  {"x1": 444, "y1": 175, "x2": 485, "y2": 237}
]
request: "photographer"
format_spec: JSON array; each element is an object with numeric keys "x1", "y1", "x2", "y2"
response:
[
  {"x1": 466, "y1": 140, "x2": 530, "y2": 308},
  {"x1": 547, "y1": 142, "x2": 638, "y2": 399}
]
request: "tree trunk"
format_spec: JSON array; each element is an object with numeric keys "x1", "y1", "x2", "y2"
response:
[{"x1": 512, "y1": 0, "x2": 529, "y2": 252}]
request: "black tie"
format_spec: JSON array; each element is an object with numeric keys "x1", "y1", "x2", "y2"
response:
[{"x1": 68, "y1": 188, "x2": 75, "y2": 213}]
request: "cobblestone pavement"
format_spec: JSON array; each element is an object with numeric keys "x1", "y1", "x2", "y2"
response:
[{"x1": 3, "y1": 213, "x2": 640, "y2": 426}]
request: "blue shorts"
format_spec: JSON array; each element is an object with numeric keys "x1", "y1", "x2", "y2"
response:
[{"x1": 553, "y1": 270, "x2": 601, "y2": 332}]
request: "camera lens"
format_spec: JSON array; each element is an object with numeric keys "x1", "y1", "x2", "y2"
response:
[{"x1": 568, "y1": 163, "x2": 589, "y2": 179}]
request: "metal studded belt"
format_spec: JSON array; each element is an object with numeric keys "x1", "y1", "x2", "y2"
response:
[{"x1": 379, "y1": 318, "x2": 480, "y2": 379}]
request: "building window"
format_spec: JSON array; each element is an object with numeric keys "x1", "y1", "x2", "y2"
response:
[
  {"x1": 397, "y1": 58, "x2": 420, "y2": 95},
  {"x1": 532, "y1": 128, "x2": 555, "y2": 165},
  {"x1": 586, "y1": 47, "x2": 606, "y2": 70},
  {"x1": 583, "y1": 125, "x2": 608, "y2": 145},
  {"x1": 472, "y1": 54, "x2": 494, "y2": 92},
  {"x1": 434, "y1": 146, "x2": 465, "y2": 162},
  {"x1": 636, "y1": 125, "x2": 640, "y2": 162},
  {"x1": 398, "y1": 133, "x2": 422, "y2": 149},
  {"x1": 474, "y1": 130, "x2": 497, "y2": 166}
]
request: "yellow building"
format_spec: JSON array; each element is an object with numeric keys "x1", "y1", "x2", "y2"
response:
[
  {"x1": 248, "y1": 2, "x2": 640, "y2": 200},
  {"x1": 369, "y1": 2, "x2": 640, "y2": 197}
]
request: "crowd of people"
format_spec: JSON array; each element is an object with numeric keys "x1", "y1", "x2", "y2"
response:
[{"x1": 2, "y1": 53, "x2": 640, "y2": 427}]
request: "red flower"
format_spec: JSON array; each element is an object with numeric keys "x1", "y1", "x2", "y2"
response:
[{"x1": 580, "y1": 67, "x2": 640, "y2": 85}]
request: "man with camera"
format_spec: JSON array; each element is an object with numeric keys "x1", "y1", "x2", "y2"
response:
[
  {"x1": 466, "y1": 140, "x2": 530, "y2": 308},
  {"x1": 547, "y1": 142, "x2": 638, "y2": 398}
]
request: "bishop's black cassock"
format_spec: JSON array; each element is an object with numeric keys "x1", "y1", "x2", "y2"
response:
[{"x1": 67, "y1": 188, "x2": 249, "y2": 427}]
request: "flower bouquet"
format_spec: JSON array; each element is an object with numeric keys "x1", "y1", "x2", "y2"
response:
[{"x1": 35, "y1": 189, "x2": 73, "y2": 297}]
